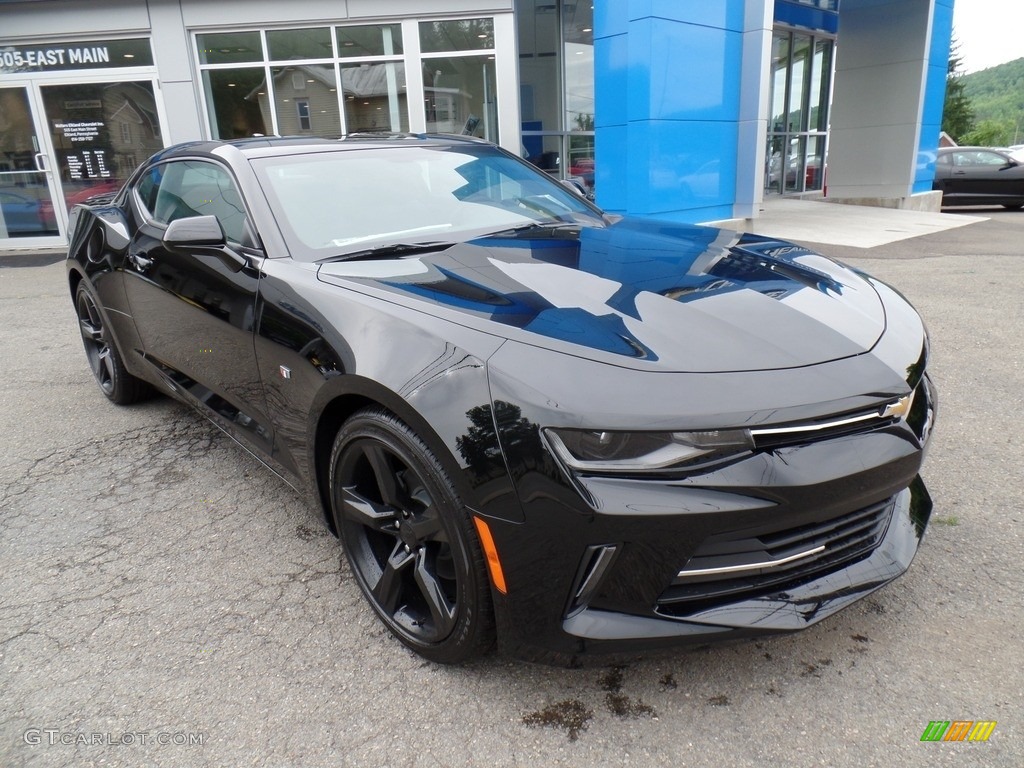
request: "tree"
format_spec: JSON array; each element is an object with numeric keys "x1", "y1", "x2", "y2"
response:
[
  {"x1": 963, "y1": 119, "x2": 1011, "y2": 147},
  {"x1": 942, "y1": 38, "x2": 974, "y2": 142}
]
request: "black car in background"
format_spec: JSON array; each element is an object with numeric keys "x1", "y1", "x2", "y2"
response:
[
  {"x1": 66, "y1": 135, "x2": 936, "y2": 663},
  {"x1": 933, "y1": 146, "x2": 1024, "y2": 208}
]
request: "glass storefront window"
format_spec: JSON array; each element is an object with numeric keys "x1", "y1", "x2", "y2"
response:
[
  {"x1": 562, "y1": 2, "x2": 593, "y2": 132},
  {"x1": 810, "y1": 39, "x2": 832, "y2": 133},
  {"x1": 196, "y1": 16, "x2": 505, "y2": 144},
  {"x1": 516, "y1": 1, "x2": 594, "y2": 192},
  {"x1": 267, "y1": 27, "x2": 332, "y2": 61},
  {"x1": 522, "y1": 134, "x2": 561, "y2": 174},
  {"x1": 788, "y1": 34, "x2": 811, "y2": 133},
  {"x1": 423, "y1": 56, "x2": 497, "y2": 141},
  {"x1": 336, "y1": 25, "x2": 404, "y2": 58},
  {"x1": 341, "y1": 62, "x2": 408, "y2": 133},
  {"x1": 568, "y1": 134, "x2": 594, "y2": 194},
  {"x1": 806, "y1": 135, "x2": 826, "y2": 191},
  {"x1": 419, "y1": 19, "x2": 495, "y2": 52},
  {"x1": 202, "y1": 68, "x2": 270, "y2": 139},
  {"x1": 784, "y1": 135, "x2": 806, "y2": 193},
  {"x1": 518, "y1": 1, "x2": 560, "y2": 135},
  {"x1": 770, "y1": 34, "x2": 789, "y2": 135},
  {"x1": 197, "y1": 32, "x2": 263, "y2": 65},
  {"x1": 766, "y1": 28, "x2": 834, "y2": 195},
  {"x1": 270, "y1": 65, "x2": 340, "y2": 137}
]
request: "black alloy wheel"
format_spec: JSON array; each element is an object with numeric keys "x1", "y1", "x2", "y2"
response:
[
  {"x1": 329, "y1": 408, "x2": 494, "y2": 663},
  {"x1": 75, "y1": 281, "x2": 150, "y2": 404}
]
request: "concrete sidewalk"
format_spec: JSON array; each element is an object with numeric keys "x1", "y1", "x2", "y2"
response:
[{"x1": 709, "y1": 197, "x2": 988, "y2": 249}]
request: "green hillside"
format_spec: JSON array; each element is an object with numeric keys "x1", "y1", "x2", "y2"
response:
[{"x1": 960, "y1": 58, "x2": 1024, "y2": 146}]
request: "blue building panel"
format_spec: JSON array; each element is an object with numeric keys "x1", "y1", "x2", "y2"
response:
[
  {"x1": 594, "y1": 32, "x2": 629, "y2": 128},
  {"x1": 596, "y1": 124, "x2": 629, "y2": 211},
  {"x1": 626, "y1": 119, "x2": 739, "y2": 215},
  {"x1": 626, "y1": 0, "x2": 746, "y2": 31},
  {"x1": 629, "y1": 17, "x2": 742, "y2": 123},
  {"x1": 595, "y1": 0, "x2": 746, "y2": 222},
  {"x1": 916, "y1": 0, "x2": 954, "y2": 193},
  {"x1": 929, "y1": 0, "x2": 955, "y2": 63},
  {"x1": 594, "y1": 0, "x2": 630, "y2": 38}
]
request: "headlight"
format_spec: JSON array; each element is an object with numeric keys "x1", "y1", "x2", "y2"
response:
[{"x1": 543, "y1": 428, "x2": 754, "y2": 473}]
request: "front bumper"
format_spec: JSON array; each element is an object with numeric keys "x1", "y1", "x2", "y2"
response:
[{"x1": 561, "y1": 477, "x2": 930, "y2": 648}]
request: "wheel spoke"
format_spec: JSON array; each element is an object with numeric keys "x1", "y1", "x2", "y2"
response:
[
  {"x1": 98, "y1": 347, "x2": 115, "y2": 385},
  {"x1": 414, "y1": 549, "x2": 457, "y2": 638},
  {"x1": 339, "y1": 486, "x2": 397, "y2": 533},
  {"x1": 372, "y1": 542, "x2": 415, "y2": 614},
  {"x1": 363, "y1": 443, "x2": 403, "y2": 508},
  {"x1": 79, "y1": 317, "x2": 103, "y2": 343}
]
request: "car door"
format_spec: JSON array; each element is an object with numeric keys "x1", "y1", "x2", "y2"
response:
[
  {"x1": 932, "y1": 151, "x2": 955, "y2": 198},
  {"x1": 950, "y1": 150, "x2": 1024, "y2": 202},
  {"x1": 121, "y1": 158, "x2": 275, "y2": 456}
]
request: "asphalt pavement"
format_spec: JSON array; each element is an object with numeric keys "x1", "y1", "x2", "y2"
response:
[{"x1": 1, "y1": 207, "x2": 1021, "y2": 767}]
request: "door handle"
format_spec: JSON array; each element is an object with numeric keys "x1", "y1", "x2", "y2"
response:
[
  {"x1": 128, "y1": 252, "x2": 154, "y2": 271},
  {"x1": 953, "y1": 170, "x2": 967, "y2": 176},
  {"x1": 33, "y1": 153, "x2": 48, "y2": 172}
]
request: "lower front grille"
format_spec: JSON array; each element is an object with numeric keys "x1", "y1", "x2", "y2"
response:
[{"x1": 656, "y1": 497, "x2": 895, "y2": 617}]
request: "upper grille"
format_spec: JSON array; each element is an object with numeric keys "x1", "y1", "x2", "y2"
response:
[
  {"x1": 656, "y1": 496, "x2": 895, "y2": 617},
  {"x1": 750, "y1": 405, "x2": 902, "y2": 450}
]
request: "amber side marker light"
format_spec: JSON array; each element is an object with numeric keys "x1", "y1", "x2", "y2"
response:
[{"x1": 472, "y1": 516, "x2": 507, "y2": 594}]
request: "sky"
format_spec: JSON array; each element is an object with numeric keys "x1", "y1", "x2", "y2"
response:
[{"x1": 952, "y1": 0, "x2": 1024, "y2": 73}]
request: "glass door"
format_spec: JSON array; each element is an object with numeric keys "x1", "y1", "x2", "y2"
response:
[
  {"x1": 0, "y1": 86, "x2": 62, "y2": 244},
  {"x1": 39, "y1": 80, "x2": 164, "y2": 231}
]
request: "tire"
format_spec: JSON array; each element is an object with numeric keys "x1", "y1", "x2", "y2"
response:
[
  {"x1": 329, "y1": 407, "x2": 495, "y2": 663},
  {"x1": 75, "y1": 281, "x2": 152, "y2": 404},
  {"x1": 1002, "y1": 203, "x2": 1023, "y2": 210}
]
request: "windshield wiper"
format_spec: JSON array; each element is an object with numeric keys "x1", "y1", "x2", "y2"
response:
[
  {"x1": 481, "y1": 221, "x2": 584, "y2": 239},
  {"x1": 317, "y1": 241, "x2": 454, "y2": 264}
]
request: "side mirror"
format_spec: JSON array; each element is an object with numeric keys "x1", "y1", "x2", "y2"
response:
[
  {"x1": 561, "y1": 178, "x2": 588, "y2": 197},
  {"x1": 163, "y1": 215, "x2": 247, "y2": 272}
]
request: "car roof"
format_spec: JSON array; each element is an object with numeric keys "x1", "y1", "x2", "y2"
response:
[
  {"x1": 937, "y1": 146, "x2": 1009, "y2": 153},
  {"x1": 150, "y1": 133, "x2": 494, "y2": 163}
]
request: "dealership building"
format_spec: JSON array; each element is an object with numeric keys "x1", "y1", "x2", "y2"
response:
[{"x1": 0, "y1": 0, "x2": 954, "y2": 250}]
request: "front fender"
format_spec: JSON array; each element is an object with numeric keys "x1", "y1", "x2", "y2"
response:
[{"x1": 253, "y1": 258, "x2": 524, "y2": 524}]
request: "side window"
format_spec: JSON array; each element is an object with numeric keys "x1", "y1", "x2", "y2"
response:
[
  {"x1": 976, "y1": 151, "x2": 1009, "y2": 166},
  {"x1": 955, "y1": 151, "x2": 1008, "y2": 167},
  {"x1": 151, "y1": 160, "x2": 251, "y2": 245},
  {"x1": 936, "y1": 153, "x2": 952, "y2": 167}
]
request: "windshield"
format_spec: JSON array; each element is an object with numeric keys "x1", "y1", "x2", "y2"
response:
[{"x1": 251, "y1": 143, "x2": 605, "y2": 262}]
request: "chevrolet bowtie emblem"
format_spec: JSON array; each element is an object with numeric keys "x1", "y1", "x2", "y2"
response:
[{"x1": 880, "y1": 393, "x2": 913, "y2": 420}]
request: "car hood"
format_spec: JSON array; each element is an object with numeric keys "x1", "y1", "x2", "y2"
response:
[{"x1": 317, "y1": 217, "x2": 886, "y2": 373}]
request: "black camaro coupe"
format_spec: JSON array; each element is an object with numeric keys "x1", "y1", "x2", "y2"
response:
[{"x1": 67, "y1": 135, "x2": 936, "y2": 663}]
